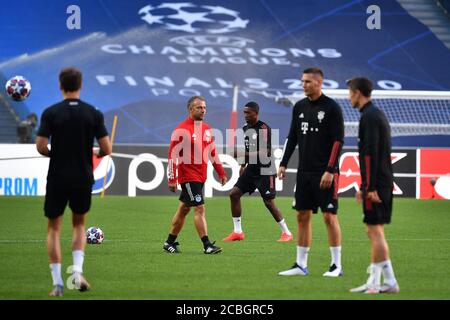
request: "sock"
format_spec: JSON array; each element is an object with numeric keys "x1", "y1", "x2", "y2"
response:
[
  {"x1": 233, "y1": 217, "x2": 242, "y2": 233},
  {"x1": 296, "y1": 246, "x2": 309, "y2": 269},
  {"x1": 330, "y1": 246, "x2": 342, "y2": 269},
  {"x1": 277, "y1": 219, "x2": 292, "y2": 235},
  {"x1": 201, "y1": 235, "x2": 211, "y2": 247},
  {"x1": 376, "y1": 260, "x2": 397, "y2": 286},
  {"x1": 166, "y1": 234, "x2": 177, "y2": 244},
  {"x1": 366, "y1": 263, "x2": 382, "y2": 287},
  {"x1": 49, "y1": 263, "x2": 64, "y2": 286},
  {"x1": 72, "y1": 250, "x2": 85, "y2": 274}
]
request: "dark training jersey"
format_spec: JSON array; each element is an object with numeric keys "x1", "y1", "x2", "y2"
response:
[
  {"x1": 243, "y1": 120, "x2": 276, "y2": 175},
  {"x1": 281, "y1": 94, "x2": 344, "y2": 174},
  {"x1": 358, "y1": 101, "x2": 393, "y2": 192},
  {"x1": 37, "y1": 99, "x2": 109, "y2": 186}
]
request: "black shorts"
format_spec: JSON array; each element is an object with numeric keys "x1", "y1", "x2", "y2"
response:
[
  {"x1": 44, "y1": 183, "x2": 92, "y2": 219},
  {"x1": 179, "y1": 182, "x2": 204, "y2": 207},
  {"x1": 363, "y1": 188, "x2": 393, "y2": 225},
  {"x1": 293, "y1": 172, "x2": 339, "y2": 214},
  {"x1": 234, "y1": 169, "x2": 276, "y2": 200}
]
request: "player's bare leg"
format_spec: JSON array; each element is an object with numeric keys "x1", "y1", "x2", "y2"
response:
[
  {"x1": 193, "y1": 204, "x2": 207, "y2": 238},
  {"x1": 322, "y1": 212, "x2": 343, "y2": 277},
  {"x1": 229, "y1": 187, "x2": 243, "y2": 218},
  {"x1": 72, "y1": 213, "x2": 87, "y2": 252},
  {"x1": 323, "y1": 212, "x2": 341, "y2": 247},
  {"x1": 170, "y1": 202, "x2": 191, "y2": 236},
  {"x1": 48, "y1": 215, "x2": 64, "y2": 296},
  {"x1": 368, "y1": 224, "x2": 399, "y2": 291},
  {"x1": 47, "y1": 216, "x2": 63, "y2": 265},
  {"x1": 297, "y1": 210, "x2": 312, "y2": 247},
  {"x1": 193, "y1": 205, "x2": 222, "y2": 254},
  {"x1": 367, "y1": 224, "x2": 389, "y2": 262},
  {"x1": 263, "y1": 198, "x2": 293, "y2": 242},
  {"x1": 71, "y1": 213, "x2": 90, "y2": 292},
  {"x1": 224, "y1": 187, "x2": 245, "y2": 241},
  {"x1": 164, "y1": 202, "x2": 190, "y2": 253},
  {"x1": 297, "y1": 210, "x2": 312, "y2": 269}
]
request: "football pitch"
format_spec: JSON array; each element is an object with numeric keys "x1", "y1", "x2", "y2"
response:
[{"x1": 0, "y1": 196, "x2": 449, "y2": 300}]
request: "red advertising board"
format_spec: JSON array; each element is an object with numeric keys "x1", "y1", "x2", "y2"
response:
[{"x1": 419, "y1": 149, "x2": 450, "y2": 200}]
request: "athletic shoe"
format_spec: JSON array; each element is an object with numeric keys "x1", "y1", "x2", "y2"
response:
[
  {"x1": 223, "y1": 231, "x2": 245, "y2": 242},
  {"x1": 74, "y1": 273, "x2": 90, "y2": 292},
  {"x1": 349, "y1": 283, "x2": 380, "y2": 294},
  {"x1": 49, "y1": 285, "x2": 64, "y2": 297},
  {"x1": 380, "y1": 283, "x2": 400, "y2": 293},
  {"x1": 277, "y1": 232, "x2": 293, "y2": 242},
  {"x1": 323, "y1": 264, "x2": 344, "y2": 277},
  {"x1": 278, "y1": 263, "x2": 309, "y2": 276},
  {"x1": 163, "y1": 241, "x2": 181, "y2": 253},
  {"x1": 204, "y1": 241, "x2": 222, "y2": 254}
]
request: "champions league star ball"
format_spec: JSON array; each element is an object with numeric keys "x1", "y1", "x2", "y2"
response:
[
  {"x1": 86, "y1": 226, "x2": 104, "y2": 244},
  {"x1": 5, "y1": 76, "x2": 32, "y2": 101}
]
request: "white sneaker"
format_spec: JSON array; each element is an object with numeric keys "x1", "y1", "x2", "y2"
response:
[
  {"x1": 349, "y1": 283, "x2": 380, "y2": 294},
  {"x1": 379, "y1": 283, "x2": 400, "y2": 293},
  {"x1": 323, "y1": 264, "x2": 343, "y2": 277},
  {"x1": 278, "y1": 263, "x2": 309, "y2": 276}
]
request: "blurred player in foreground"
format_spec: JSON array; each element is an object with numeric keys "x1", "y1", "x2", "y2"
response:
[{"x1": 36, "y1": 67, "x2": 112, "y2": 296}]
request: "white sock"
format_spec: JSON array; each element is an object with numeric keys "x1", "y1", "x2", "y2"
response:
[
  {"x1": 330, "y1": 246, "x2": 342, "y2": 269},
  {"x1": 49, "y1": 263, "x2": 64, "y2": 286},
  {"x1": 72, "y1": 250, "x2": 85, "y2": 274},
  {"x1": 366, "y1": 263, "x2": 382, "y2": 287},
  {"x1": 233, "y1": 217, "x2": 243, "y2": 233},
  {"x1": 376, "y1": 260, "x2": 397, "y2": 286},
  {"x1": 296, "y1": 246, "x2": 309, "y2": 268},
  {"x1": 278, "y1": 219, "x2": 292, "y2": 235}
]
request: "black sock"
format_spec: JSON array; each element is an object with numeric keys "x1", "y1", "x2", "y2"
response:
[
  {"x1": 201, "y1": 235, "x2": 211, "y2": 247},
  {"x1": 167, "y1": 234, "x2": 177, "y2": 244}
]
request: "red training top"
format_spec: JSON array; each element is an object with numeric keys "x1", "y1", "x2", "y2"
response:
[{"x1": 167, "y1": 117, "x2": 226, "y2": 184}]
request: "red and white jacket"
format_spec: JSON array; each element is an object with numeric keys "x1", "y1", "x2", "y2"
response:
[{"x1": 167, "y1": 118, "x2": 226, "y2": 185}]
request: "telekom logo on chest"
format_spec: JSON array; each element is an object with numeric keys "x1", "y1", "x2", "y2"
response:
[{"x1": 301, "y1": 122, "x2": 309, "y2": 134}]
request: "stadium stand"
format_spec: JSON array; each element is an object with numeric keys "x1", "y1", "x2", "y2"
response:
[
  {"x1": 398, "y1": 0, "x2": 450, "y2": 49},
  {"x1": 438, "y1": 0, "x2": 450, "y2": 14},
  {"x1": 0, "y1": 0, "x2": 449, "y2": 146},
  {"x1": 0, "y1": 96, "x2": 19, "y2": 143}
]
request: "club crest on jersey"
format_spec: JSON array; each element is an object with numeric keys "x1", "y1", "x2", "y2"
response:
[
  {"x1": 92, "y1": 153, "x2": 115, "y2": 194},
  {"x1": 317, "y1": 111, "x2": 325, "y2": 123},
  {"x1": 204, "y1": 129, "x2": 212, "y2": 142}
]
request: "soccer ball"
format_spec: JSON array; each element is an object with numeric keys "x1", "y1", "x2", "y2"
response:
[
  {"x1": 5, "y1": 76, "x2": 32, "y2": 101},
  {"x1": 86, "y1": 226, "x2": 104, "y2": 244}
]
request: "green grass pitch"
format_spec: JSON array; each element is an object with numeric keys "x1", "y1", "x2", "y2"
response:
[{"x1": 0, "y1": 196, "x2": 449, "y2": 300}]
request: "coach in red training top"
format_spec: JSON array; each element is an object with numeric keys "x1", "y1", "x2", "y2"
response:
[{"x1": 164, "y1": 96, "x2": 227, "y2": 254}]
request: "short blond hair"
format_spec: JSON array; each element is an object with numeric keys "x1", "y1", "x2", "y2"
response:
[{"x1": 187, "y1": 96, "x2": 206, "y2": 110}]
